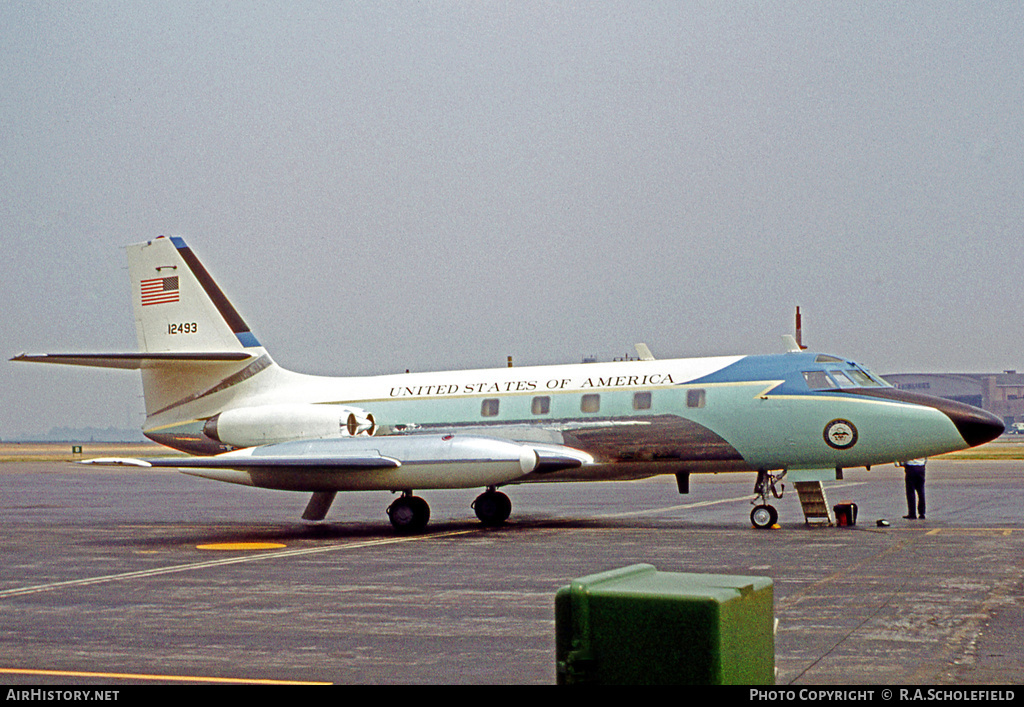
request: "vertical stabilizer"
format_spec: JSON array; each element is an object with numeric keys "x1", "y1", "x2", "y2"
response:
[
  {"x1": 127, "y1": 236, "x2": 261, "y2": 353},
  {"x1": 125, "y1": 237, "x2": 282, "y2": 452},
  {"x1": 15, "y1": 236, "x2": 298, "y2": 454}
]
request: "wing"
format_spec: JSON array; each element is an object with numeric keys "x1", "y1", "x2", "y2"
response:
[{"x1": 84, "y1": 434, "x2": 592, "y2": 492}]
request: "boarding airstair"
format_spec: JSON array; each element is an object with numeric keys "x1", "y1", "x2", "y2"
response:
[{"x1": 794, "y1": 481, "x2": 834, "y2": 525}]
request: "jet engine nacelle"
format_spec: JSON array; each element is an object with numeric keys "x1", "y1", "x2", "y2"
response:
[{"x1": 204, "y1": 403, "x2": 376, "y2": 448}]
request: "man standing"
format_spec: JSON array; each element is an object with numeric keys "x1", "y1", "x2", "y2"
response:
[{"x1": 903, "y1": 459, "x2": 927, "y2": 519}]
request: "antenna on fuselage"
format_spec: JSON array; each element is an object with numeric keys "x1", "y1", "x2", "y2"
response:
[
  {"x1": 634, "y1": 343, "x2": 655, "y2": 361},
  {"x1": 783, "y1": 307, "x2": 809, "y2": 353},
  {"x1": 795, "y1": 306, "x2": 808, "y2": 350}
]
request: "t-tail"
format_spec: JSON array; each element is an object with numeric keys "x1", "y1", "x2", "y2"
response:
[
  {"x1": 14, "y1": 236, "x2": 288, "y2": 454},
  {"x1": 129, "y1": 235, "x2": 262, "y2": 355}
]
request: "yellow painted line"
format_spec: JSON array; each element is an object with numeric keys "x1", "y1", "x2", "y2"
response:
[
  {"x1": 0, "y1": 667, "x2": 329, "y2": 685},
  {"x1": 196, "y1": 542, "x2": 286, "y2": 550},
  {"x1": 0, "y1": 530, "x2": 476, "y2": 598}
]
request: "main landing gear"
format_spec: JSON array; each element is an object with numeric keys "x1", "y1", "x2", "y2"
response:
[
  {"x1": 472, "y1": 488, "x2": 512, "y2": 527},
  {"x1": 386, "y1": 492, "x2": 430, "y2": 533},
  {"x1": 385, "y1": 487, "x2": 514, "y2": 532},
  {"x1": 750, "y1": 469, "x2": 786, "y2": 529}
]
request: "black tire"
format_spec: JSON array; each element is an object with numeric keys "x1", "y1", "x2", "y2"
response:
[
  {"x1": 751, "y1": 504, "x2": 778, "y2": 529},
  {"x1": 472, "y1": 490, "x2": 512, "y2": 527},
  {"x1": 387, "y1": 495, "x2": 430, "y2": 533}
]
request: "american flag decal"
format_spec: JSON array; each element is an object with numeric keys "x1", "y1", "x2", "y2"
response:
[{"x1": 141, "y1": 276, "x2": 180, "y2": 306}]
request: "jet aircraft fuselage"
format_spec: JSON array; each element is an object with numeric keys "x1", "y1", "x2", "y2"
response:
[
  {"x1": 13, "y1": 236, "x2": 1004, "y2": 531},
  {"x1": 146, "y1": 351, "x2": 996, "y2": 482}
]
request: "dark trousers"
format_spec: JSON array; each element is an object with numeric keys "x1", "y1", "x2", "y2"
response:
[{"x1": 905, "y1": 467, "x2": 926, "y2": 517}]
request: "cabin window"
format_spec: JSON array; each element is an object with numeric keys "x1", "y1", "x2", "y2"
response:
[
  {"x1": 531, "y1": 396, "x2": 550, "y2": 415},
  {"x1": 686, "y1": 389, "x2": 706, "y2": 408},
  {"x1": 633, "y1": 391, "x2": 652, "y2": 410},
  {"x1": 581, "y1": 394, "x2": 600, "y2": 413},
  {"x1": 481, "y1": 398, "x2": 500, "y2": 417}
]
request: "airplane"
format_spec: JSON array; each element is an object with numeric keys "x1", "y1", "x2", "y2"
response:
[{"x1": 12, "y1": 236, "x2": 1005, "y2": 532}]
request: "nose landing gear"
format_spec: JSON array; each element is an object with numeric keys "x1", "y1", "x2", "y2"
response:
[{"x1": 751, "y1": 470, "x2": 785, "y2": 529}]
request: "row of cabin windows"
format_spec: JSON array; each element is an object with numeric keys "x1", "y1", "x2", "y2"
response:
[{"x1": 480, "y1": 389, "x2": 706, "y2": 417}]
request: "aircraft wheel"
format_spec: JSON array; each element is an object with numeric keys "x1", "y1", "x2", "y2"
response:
[
  {"x1": 750, "y1": 504, "x2": 778, "y2": 529},
  {"x1": 387, "y1": 495, "x2": 430, "y2": 533},
  {"x1": 472, "y1": 490, "x2": 512, "y2": 527}
]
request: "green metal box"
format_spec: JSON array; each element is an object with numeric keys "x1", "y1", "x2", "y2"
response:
[{"x1": 555, "y1": 564, "x2": 774, "y2": 684}]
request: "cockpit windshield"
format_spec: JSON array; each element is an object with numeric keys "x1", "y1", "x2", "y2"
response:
[
  {"x1": 847, "y1": 368, "x2": 880, "y2": 387},
  {"x1": 802, "y1": 370, "x2": 836, "y2": 389},
  {"x1": 802, "y1": 359, "x2": 887, "y2": 391}
]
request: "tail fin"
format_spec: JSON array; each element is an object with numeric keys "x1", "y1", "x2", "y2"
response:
[
  {"x1": 15, "y1": 236, "x2": 285, "y2": 454},
  {"x1": 128, "y1": 235, "x2": 261, "y2": 353},
  {"x1": 127, "y1": 236, "x2": 282, "y2": 451}
]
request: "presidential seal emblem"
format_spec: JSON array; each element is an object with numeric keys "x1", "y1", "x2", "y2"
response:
[{"x1": 824, "y1": 419, "x2": 858, "y2": 449}]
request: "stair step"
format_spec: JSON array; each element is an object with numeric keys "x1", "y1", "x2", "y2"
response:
[{"x1": 794, "y1": 481, "x2": 834, "y2": 525}]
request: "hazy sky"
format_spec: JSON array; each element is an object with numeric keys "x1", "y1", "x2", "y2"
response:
[{"x1": 2, "y1": 2, "x2": 1023, "y2": 437}]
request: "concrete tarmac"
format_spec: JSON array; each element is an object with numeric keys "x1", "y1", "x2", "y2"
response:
[{"x1": 0, "y1": 458, "x2": 1021, "y2": 685}]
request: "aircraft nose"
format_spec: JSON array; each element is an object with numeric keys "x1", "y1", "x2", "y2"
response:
[
  {"x1": 940, "y1": 402, "x2": 1005, "y2": 447},
  {"x1": 845, "y1": 388, "x2": 1005, "y2": 448}
]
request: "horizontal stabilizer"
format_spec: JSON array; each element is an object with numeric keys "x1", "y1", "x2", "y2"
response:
[{"x1": 12, "y1": 352, "x2": 253, "y2": 370}]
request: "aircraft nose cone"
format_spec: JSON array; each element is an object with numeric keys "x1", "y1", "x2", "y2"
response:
[
  {"x1": 943, "y1": 404, "x2": 1005, "y2": 447},
  {"x1": 844, "y1": 388, "x2": 1005, "y2": 448}
]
